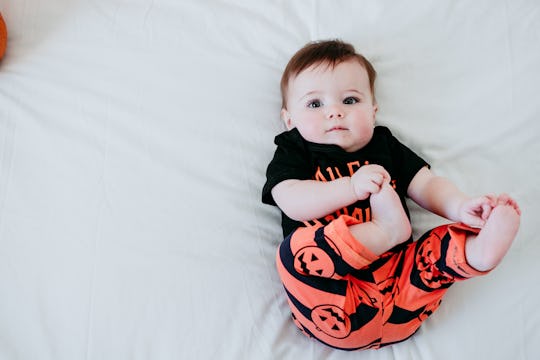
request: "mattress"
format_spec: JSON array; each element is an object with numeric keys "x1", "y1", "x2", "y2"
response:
[{"x1": 0, "y1": 0, "x2": 538, "y2": 359}]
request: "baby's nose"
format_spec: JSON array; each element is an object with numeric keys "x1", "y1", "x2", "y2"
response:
[{"x1": 327, "y1": 105, "x2": 344, "y2": 119}]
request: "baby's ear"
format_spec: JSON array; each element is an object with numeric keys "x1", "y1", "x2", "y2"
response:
[{"x1": 281, "y1": 109, "x2": 294, "y2": 130}]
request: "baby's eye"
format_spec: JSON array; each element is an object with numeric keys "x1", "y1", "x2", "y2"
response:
[
  {"x1": 307, "y1": 99, "x2": 322, "y2": 108},
  {"x1": 343, "y1": 97, "x2": 359, "y2": 105}
]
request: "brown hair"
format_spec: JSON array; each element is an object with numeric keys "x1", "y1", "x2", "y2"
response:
[{"x1": 280, "y1": 39, "x2": 377, "y2": 109}]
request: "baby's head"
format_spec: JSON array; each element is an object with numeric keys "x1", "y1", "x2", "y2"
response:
[
  {"x1": 280, "y1": 40, "x2": 377, "y2": 110},
  {"x1": 279, "y1": 40, "x2": 379, "y2": 152}
]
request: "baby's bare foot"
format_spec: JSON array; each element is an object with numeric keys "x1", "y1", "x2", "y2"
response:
[
  {"x1": 465, "y1": 198, "x2": 521, "y2": 271},
  {"x1": 370, "y1": 182, "x2": 412, "y2": 248}
]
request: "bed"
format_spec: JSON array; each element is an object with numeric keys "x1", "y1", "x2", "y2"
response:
[{"x1": 0, "y1": 1, "x2": 538, "y2": 359}]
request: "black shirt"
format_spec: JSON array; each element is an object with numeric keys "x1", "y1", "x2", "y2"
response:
[{"x1": 262, "y1": 126, "x2": 429, "y2": 237}]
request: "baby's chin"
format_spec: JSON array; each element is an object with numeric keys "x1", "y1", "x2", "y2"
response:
[{"x1": 323, "y1": 135, "x2": 364, "y2": 153}]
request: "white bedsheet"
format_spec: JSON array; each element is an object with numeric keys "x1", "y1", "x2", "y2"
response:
[{"x1": 0, "y1": 1, "x2": 538, "y2": 359}]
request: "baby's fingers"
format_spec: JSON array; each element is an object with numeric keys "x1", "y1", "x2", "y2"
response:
[{"x1": 480, "y1": 202, "x2": 492, "y2": 220}]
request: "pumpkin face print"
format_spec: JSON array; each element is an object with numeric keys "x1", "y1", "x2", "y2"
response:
[
  {"x1": 412, "y1": 236, "x2": 453, "y2": 291},
  {"x1": 294, "y1": 246, "x2": 335, "y2": 278},
  {"x1": 311, "y1": 304, "x2": 351, "y2": 339}
]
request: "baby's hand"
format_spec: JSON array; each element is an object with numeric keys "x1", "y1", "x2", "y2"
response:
[
  {"x1": 459, "y1": 193, "x2": 521, "y2": 228},
  {"x1": 459, "y1": 195, "x2": 497, "y2": 227},
  {"x1": 350, "y1": 165, "x2": 391, "y2": 200},
  {"x1": 458, "y1": 194, "x2": 497, "y2": 228}
]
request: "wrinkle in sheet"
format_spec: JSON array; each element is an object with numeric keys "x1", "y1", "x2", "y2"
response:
[{"x1": 0, "y1": 115, "x2": 15, "y2": 229}]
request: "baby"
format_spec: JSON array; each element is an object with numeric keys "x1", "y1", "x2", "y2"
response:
[{"x1": 262, "y1": 39, "x2": 520, "y2": 350}]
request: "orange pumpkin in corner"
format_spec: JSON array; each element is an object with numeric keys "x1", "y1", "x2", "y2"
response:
[{"x1": 0, "y1": 12, "x2": 7, "y2": 60}]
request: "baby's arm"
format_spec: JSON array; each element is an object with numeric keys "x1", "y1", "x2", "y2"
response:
[
  {"x1": 271, "y1": 178, "x2": 357, "y2": 221},
  {"x1": 407, "y1": 167, "x2": 469, "y2": 222},
  {"x1": 407, "y1": 166, "x2": 509, "y2": 227},
  {"x1": 272, "y1": 164, "x2": 389, "y2": 221}
]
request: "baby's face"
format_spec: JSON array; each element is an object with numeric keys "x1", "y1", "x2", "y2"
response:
[{"x1": 282, "y1": 59, "x2": 378, "y2": 152}]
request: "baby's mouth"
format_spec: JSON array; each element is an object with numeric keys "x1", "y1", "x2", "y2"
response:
[{"x1": 327, "y1": 126, "x2": 348, "y2": 132}]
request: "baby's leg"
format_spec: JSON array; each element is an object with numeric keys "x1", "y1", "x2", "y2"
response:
[
  {"x1": 465, "y1": 196, "x2": 521, "y2": 272},
  {"x1": 349, "y1": 182, "x2": 412, "y2": 256}
]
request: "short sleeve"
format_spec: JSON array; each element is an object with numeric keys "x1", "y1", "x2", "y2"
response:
[
  {"x1": 261, "y1": 130, "x2": 313, "y2": 205},
  {"x1": 381, "y1": 127, "x2": 430, "y2": 196}
]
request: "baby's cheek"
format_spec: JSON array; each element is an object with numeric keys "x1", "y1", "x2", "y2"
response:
[{"x1": 302, "y1": 124, "x2": 325, "y2": 142}]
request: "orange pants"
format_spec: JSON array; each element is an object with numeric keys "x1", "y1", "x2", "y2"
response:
[{"x1": 276, "y1": 215, "x2": 487, "y2": 350}]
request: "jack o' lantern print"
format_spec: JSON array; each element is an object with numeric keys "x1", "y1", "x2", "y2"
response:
[
  {"x1": 412, "y1": 236, "x2": 453, "y2": 291},
  {"x1": 294, "y1": 246, "x2": 335, "y2": 278},
  {"x1": 312, "y1": 304, "x2": 351, "y2": 339}
]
